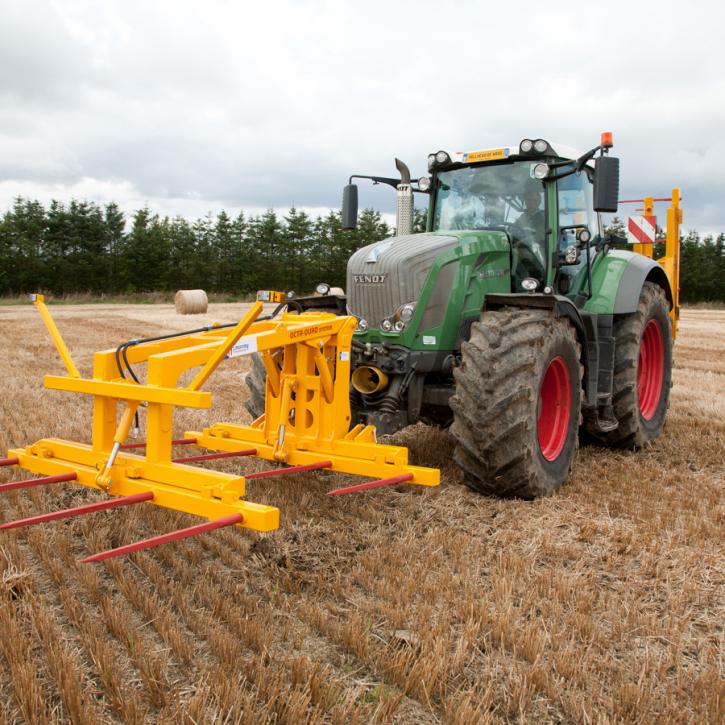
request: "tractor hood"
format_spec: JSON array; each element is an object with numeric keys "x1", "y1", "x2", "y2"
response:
[{"x1": 346, "y1": 232, "x2": 459, "y2": 328}]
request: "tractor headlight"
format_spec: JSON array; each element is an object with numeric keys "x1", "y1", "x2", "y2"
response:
[
  {"x1": 396, "y1": 302, "x2": 416, "y2": 323},
  {"x1": 521, "y1": 277, "x2": 539, "y2": 292},
  {"x1": 394, "y1": 320, "x2": 405, "y2": 332},
  {"x1": 381, "y1": 319, "x2": 393, "y2": 332},
  {"x1": 520, "y1": 139, "x2": 534, "y2": 154},
  {"x1": 418, "y1": 175, "x2": 431, "y2": 191},
  {"x1": 356, "y1": 318, "x2": 368, "y2": 333},
  {"x1": 315, "y1": 282, "x2": 331, "y2": 295},
  {"x1": 435, "y1": 150, "x2": 451, "y2": 165},
  {"x1": 564, "y1": 246, "x2": 579, "y2": 264},
  {"x1": 428, "y1": 153, "x2": 436, "y2": 170},
  {"x1": 576, "y1": 228, "x2": 592, "y2": 243},
  {"x1": 533, "y1": 162, "x2": 550, "y2": 180},
  {"x1": 534, "y1": 139, "x2": 549, "y2": 153}
]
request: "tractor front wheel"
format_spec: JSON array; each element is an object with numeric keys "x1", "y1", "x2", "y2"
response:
[
  {"x1": 450, "y1": 309, "x2": 582, "y2": 498},
  {"x1": 244, "y1": 352, "x2": 267, "y2": 421}
]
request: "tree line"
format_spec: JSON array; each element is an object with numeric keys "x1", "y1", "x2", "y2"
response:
[
  {"x1": 0, "y1": 198, "x2": 401, "y2": 298},
  {"x1": 0, "y1": 199, "x2": 723, "y2": 302},
  {"x1": 605, "y1": 216, "x2": 725, "y2": 304}
]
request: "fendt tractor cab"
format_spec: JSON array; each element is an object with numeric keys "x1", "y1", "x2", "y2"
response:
[{"x1": 247, "y1": 133, "x2": 681, "y2": 498}]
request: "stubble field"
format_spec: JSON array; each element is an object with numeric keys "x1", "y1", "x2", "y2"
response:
[{"x1": 0, "y1": 303, "x2": 722, "y2": 724}]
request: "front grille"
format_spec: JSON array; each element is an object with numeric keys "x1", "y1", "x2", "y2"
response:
[{"x1": 346, "y1": 233, "x2": 457, "y2": 326}]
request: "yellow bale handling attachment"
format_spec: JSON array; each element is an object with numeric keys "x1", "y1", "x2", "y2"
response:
[{"x1": 1, "y1": 297, "x2": 439, "y2": 561}]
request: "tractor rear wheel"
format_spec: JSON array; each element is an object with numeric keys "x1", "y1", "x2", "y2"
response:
[
  {"x1": 244, "y1": 352, "x2": 267, "y2": 420},
  {"x1": 591, "y1": 281, "x2": 672, "y2": 448},
  {"x1": 450, "y1": 309, "x2": 582, "y2": 498}
]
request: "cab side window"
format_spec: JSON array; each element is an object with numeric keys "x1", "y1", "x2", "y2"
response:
[{"x1": 556, "y1": 169, "x2": 598, "y2": 289}]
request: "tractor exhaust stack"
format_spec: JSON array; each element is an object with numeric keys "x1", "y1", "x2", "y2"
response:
[{"x1": 395, "y1": 157, "x2": 413, "y2": 236}]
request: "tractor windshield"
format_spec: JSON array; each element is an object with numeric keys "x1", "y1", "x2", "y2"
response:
[{"x1": 432, "y1": 161, "x2": 548, "y2": 285}]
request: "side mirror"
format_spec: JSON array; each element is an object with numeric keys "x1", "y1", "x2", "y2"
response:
[
  {"x1": 341, "y1": 184, "x2": 358, "y2": 230},
  {"x1": 593, "y1": 156, "x2": 620, "y2": 213}
]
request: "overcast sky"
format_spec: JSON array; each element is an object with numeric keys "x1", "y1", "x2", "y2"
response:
[{"x1": 1, "y1": 0, "x2": 723, "y2": 233}]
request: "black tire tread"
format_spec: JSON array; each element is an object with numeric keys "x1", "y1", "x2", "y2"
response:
[
  {"x1": 590, "y1": 282, "x2": 672, "y2": 448},
  {"x1": 244, "y1": 352, "x2": 267, "y2": 420},
  {"x1": 450, "y1": 309, "x2": 582, "y2": 499}
]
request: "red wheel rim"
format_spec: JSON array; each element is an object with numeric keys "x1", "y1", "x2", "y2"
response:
[
  {"x1": 638, "y1": 319, "x2": 664, "y2": 420},
  {"x1": 538, "y1": 356, "x2": 572, "y2": 461}
]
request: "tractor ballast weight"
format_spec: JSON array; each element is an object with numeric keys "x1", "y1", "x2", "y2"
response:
[{"x1": 0, "y1": 297, "x2": 438, "y2": 561}]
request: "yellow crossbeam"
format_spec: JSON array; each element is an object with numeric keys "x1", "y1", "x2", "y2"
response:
[{"x1": 44, "y1": 375, "x2": 212, "y2": 408}]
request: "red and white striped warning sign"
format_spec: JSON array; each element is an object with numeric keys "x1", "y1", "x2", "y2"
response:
[{"x1": 627, "y1": 215, "x2": 656, "y2": 245}]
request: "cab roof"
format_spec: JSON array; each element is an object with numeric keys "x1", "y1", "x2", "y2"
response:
[{"x1": 450, "y1": 142, "x2": 585, "y2": 165}]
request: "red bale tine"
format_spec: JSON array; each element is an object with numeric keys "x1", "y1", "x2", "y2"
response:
[
  {"x1": 172, "y1": 448, "x2": 257, "y2": 463},
  {"x1": 327, "y1": 473, "x2": 413, "y2": 496},
  {"x1": 246, "y1": 460, "x2": 332, "y2": 479},
  {"x1": 0, "y1": 491, "x2": 154, "y2": 530},
  {"x1": 121, "y1": 437, "x2": 197, "y2": 451},
  {"x1": 0, "y1": 457, "x2": 19, "y2": 467},
  {"x1": 80, "y1": 513, "x2": 244, "y2": 563},
  {"x1": 0, "y1": 472, "x2": 78, "y2": 492}
]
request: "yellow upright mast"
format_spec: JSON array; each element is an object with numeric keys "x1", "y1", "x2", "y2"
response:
[{"x1": 660, "y1": 188, "x2": 682, "y2": 337}]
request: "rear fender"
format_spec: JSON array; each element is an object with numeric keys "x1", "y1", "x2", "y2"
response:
[{"x1": 586, "y1": 250, "x2": 673, "y2": 315}]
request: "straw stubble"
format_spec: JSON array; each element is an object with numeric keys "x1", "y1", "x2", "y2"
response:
[{"x1": 0, "y1": 302, "x2": 722, "y2": 723}]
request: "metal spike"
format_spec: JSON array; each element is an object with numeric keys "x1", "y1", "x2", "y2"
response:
[
  {"x1": 327, "y1": 473, "x2": 413, "y2": 496},
  {"x1": 0, "y1": 491, "x2": 154, "y2": 530},
  {"x1": 246, "y1": 460, "x2": 332, "y2": 480},
  {"x1": 0, "y1": 457, "x2": 19, "y2": 467},
  {"x1": 0, "y1": 472, "x2": 77, "y2": 492},
  {"x1": 79, "y1": 513, "x2": 244, "y2": 563},
  {"x1": 172, "y1": 448, "x2": 257, "y2": 463},
  {"x1": 121, "y1": 437, "x2": 198, "y2": 450}
]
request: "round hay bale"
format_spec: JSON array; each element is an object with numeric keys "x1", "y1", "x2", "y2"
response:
[{"x1": 175, "y1": 289, "x2": 208, "y2": 315}]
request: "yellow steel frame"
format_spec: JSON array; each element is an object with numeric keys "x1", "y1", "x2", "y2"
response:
[
  {"x1": 630, "y1": 189, "x2": 682, "y2": 337},
  {"x1": 6, "y1": 298, "x2": 439, "y2": 532}
]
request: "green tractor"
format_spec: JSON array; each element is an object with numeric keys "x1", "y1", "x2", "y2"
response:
[{"x1": 247, "y1": 133, "x2": 680, "y2": 498}]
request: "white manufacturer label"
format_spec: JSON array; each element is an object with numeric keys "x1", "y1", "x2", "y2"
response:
[
  {"x1": 339, "y1": 351, "x2": 350, "y2": 361},
  {"x1": 422, "y1": 335, "x2": 436, "y2": 345},
  {"x1": 226, "y1": 335, "x2": 258, "y2": 358}
]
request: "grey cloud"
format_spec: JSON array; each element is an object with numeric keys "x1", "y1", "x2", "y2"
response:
[{"x1": 0, "y1": 0, "x2": 723, "y2": 231}]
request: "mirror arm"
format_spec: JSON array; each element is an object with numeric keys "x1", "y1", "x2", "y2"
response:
[
  {"x1": 596, "y1": 232, "x2": 625, "y2": 252},
  {"x1": 546, "y1": 145, "x2": 603, "y2": 182},
  {"x1": 348, "y1": 173, "x2": 429, "y2": 194},
  {"x1": 348, "y1": 174, "x2": 400, "y2": 189}
]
